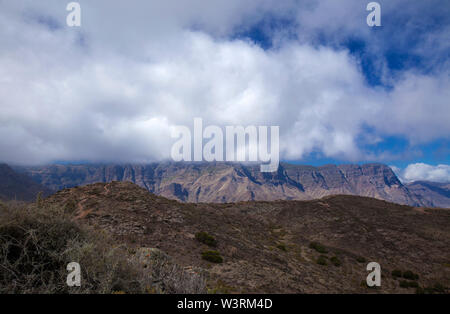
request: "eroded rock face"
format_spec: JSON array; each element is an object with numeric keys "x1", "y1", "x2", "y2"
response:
[
  {"x1": 0, "y1": 164, "x2": 51, "y2": 201},
  {"x1": 406, "y1": 181, "x2": 450, "y2": 208},
  {"x1": 18, "y1": 162, "x2": 444, "y2": 206}
]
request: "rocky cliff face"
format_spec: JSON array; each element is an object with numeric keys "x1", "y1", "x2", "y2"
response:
[
  {"x1": 406, "y1": 181, "x2": 450, "y2": 208},
  {"x1": 15, "y1": 162, "x2": 439, "y2": 207},
  {"x1": 0, "y1": 164, "x2": 51, "y2": 202}
]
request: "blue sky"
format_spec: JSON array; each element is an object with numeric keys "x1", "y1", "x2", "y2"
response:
[
  {"x1": 0, "y1": 1, "x2": 448, "y2": 182},
  {"x1": 230, "y1": 1, "x2": 450, "y2": 171}
]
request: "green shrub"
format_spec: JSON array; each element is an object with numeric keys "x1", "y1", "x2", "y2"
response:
[
  {"x1": 356, "y1": 256, "x2": 366, "y2": 263},
  {"x1": 201, "y1": 251, "x2": 223, "y2": 263},
  {"x1": 276, "y1": 243, "x2": 287, "y2": 251},
  {"x1": 330, "y1": 256, "x2": 341, "y2": 267},
  {"x1": 309, "y1": 242, "x2": 328, "y2": 254},
  {"x1": 391, "y1": 269, "x2": 402, "y2": 278},
  {"x1": 195, "y1": 232, "x2": 217, "y2": 247},
  {"x1": 208, "y1": 279, "x2": 234, "y2": 294},
  {"x1": 408, "y1": 281, "x2": 419, "y2": 288},
  {"x1": 316, "y1": 255, "x2": 328, "y2": 266},
  {"x1": 399, "y1": 280, "x2": 409, "y2": 288},
  {"x1": 419, "y1": 283, "x2": 447, "y2": 294},
  {"x1": 432, "y1": 283, "x2": 446, "y2": 293},
  {"x1": 399, "y1": 280, "x2": 419, "y2": 288},
  {"x1": 36, "y1": 191, "x2": 44, "y2": 208},
  {"x1": 402, "y1": 270, "x2": 419, "y2": 280}
]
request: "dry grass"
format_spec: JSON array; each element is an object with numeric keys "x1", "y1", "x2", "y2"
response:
[{"x1": 0, "y1": 201, "x2": 206, "y2": 294}]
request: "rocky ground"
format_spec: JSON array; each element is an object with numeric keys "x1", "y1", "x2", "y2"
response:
[{"x1": 44, "y1": 181, "x2": 450, "y2": 293}]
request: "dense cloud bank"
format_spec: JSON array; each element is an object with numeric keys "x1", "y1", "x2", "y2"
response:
[{"x1": 0, "y1": 1, "x2": 448, "y2": 168}]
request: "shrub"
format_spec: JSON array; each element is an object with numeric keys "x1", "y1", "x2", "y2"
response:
[
  {"x1": 208, "y1": 279, "x2": 234, "y2": 294},
  {"x1": 309, "y1": 242, "x2": 328, "y2": 254},
  {"x1": 418, "y1": 283, "x2": 447, "y2": 294},
  {"x1": 195, "y1": 232, "x2": 217, "y2": 247},
  {"x1": 399, "y1": 281, "x2": 409, "y2": 288},
  {"x1": 356, "y1": 256, "x2": 366, "y2": 263},
  {"x1": 391, "y1": 269, "x2": 402, "y2": 278},
  {"x1": 0, "y1": 202, "x2": 148, "y2": 293},
  {"x1": 408, "y1": 281, "x2": 419, "y2": 288},
  {"x1": 135, "y1": 248, "x2": 206, "y2": 294},
  {"x1": 0, "y1": 202, "x2": 206, "y2": 294},
  {"x1": 201, "y1": 251, "x2": 223, "y2": 263},
  {"x1": 63, "y1": 199, "x2": 77, "y2": 214},
  {"x1": 399, "y1": 280, "x2": 419, "y2": 288},
  {"x1": 402, "y1": 270, "x2": 419, "y2": 280},
  {"x1": 316, "y1": 255, "x2": 328, "y2": 266},
  {"x1": 432, "y1": 283, "x2": 446, "y2": 293},
  {"x1": 276, "y1": 243, "x2": 287, "y2": 252},
  {"x1": 36, "y1": 191, "x2": 44, "y2": 208},
  {"x1": 330, "y1": 256, "x2": 342, "y2": 267}
]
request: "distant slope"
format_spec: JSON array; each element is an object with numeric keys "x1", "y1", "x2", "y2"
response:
[
  {"x1": 0, "y1": 164, "x2": 51, "y2": 202},
  {"x1": 17, "y1": 162, "x2": 435, "y2": 206},
  {"x1": 406, "y1": 181, "x2": 450, "y2": 208},
  {"x1": 44, "y1": 181, "x2": 450, "y2": 293}
]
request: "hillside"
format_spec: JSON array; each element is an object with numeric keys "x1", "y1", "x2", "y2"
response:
[
  {"x1": 18, "y1": 162, "x2": 446, "y2": 207},
  {"x1": 44, "y1": 181, "x2": 450, "y2": 293},
  {"x1": 0, "y1": 164, "x2": 51, "y2": 202}
]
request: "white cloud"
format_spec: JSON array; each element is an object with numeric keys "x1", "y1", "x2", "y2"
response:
[
  {"x1": 0, "y1": 1, "x2": 448, "y2": 165},
  {"x1": 374, "y1": 73, "x2": 450, "y2": 143},
  {"x1": 391, "y1": 163, "x2": 450, "y2": 183}
]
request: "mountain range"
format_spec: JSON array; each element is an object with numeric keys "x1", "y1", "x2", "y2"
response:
[
  {"x1": 0, "y1": 164, "x2": 51, "y2": 202},
  {"x1": 12, "y1": 162, "x2": 450, "y2": 208}
]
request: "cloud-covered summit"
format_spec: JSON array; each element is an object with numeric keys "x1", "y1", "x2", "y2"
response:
[
  {"x1": 392, "y1": 163, "x2": 450, "y2": 183},
  {"x1": 0, "y1": 1, "x2": 448, "y2": 168}
]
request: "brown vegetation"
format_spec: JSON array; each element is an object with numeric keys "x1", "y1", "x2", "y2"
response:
[
  {"x1": 0, "y1": 200, "x2": 205, "y2": 294},
  {"x1": 39, "y1": 181, "x2": 450, "y2": 294}
]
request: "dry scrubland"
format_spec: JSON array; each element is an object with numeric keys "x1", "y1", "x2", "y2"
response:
[
  {"x1": 0, "y1": 200, "x2": 205, "y2": 293},
  {"x1": 0, "y1": 181, "x2": 449, "y2": 294}
]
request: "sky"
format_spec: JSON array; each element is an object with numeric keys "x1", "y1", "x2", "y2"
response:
[{"x1": 0, "y1": 0, "x2": 449, "y2": 182}]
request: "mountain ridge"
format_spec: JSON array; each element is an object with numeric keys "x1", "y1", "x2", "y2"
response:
[
  {"x1": 0, "y1": 164, "x2": 51, "y2": 202},
  {"x1": 13, "y1": 162, "x2": 449, "y2": 207},
  {"x1": 405, "y1": 181, "x2": 450, "y2": 208}
]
